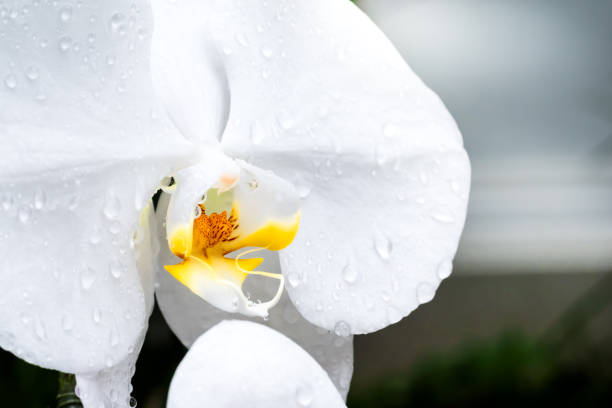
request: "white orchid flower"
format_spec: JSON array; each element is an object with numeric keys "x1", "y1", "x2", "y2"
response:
[{"x1": 0, "y1": 0, "x2": 470, "y2": 406}]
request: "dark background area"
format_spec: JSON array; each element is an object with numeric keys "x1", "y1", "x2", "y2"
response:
[{"x1": 2, "y1": 270, "x2": 611, "y2": 407}]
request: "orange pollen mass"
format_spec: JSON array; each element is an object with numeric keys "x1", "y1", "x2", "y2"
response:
[{"x1": 193, "y1": 204, "x2": 238, "y2": 250}]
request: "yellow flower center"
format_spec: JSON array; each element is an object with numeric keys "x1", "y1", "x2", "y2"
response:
[{"x1": 164, "y1": 188, "x2": 300, "y2": 318}]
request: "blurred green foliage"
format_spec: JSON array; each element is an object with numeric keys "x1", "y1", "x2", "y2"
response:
[{"x1": 347, "y1": 331, "x2": 612, "y2": 407}]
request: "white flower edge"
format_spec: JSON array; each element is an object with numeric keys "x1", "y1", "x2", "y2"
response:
[{"x1": 167, "y1": 320, "x2": 346, "y2": 408}]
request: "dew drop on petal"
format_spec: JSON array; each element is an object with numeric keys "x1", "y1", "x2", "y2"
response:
[
  {"x1": 109, "y1": 13, "x2": 127, "y2": 36},
  {"x1": 287, "y1": 271, "x2": 300, "y2": 288},
  {"x1": 109, "y1": 261, "x2": 123, "y2": 279},
  {"x1": 416, "y1": 282, "x2": 435, "y2": 304},
  {"x1": 386, "y1": 307, "x2": 402, "y2": 324},
  {"x1": 383, "y1": 122, "x2": 399, "y2": 138},
  {"x1": 234, "y1": 31, "x2": 249, "y2": 47},
  {"x1": 80, "y1": 266, "x2": 97, "y2": 290},
  {"x1": 333, "y1": 321, "x2": 351, "y2": 337},
  {"x1": 62, "y1": 314, "x2": 74, "y2": 332},
  {"x1": 261, "y1": 46, "x2": 273, "y2": 58},
  {"x1": 250, "y1": 120, "x2": 266, "y2": 144},
  {"x1": 20, "y1": 312, "x2": 30, "y2": 325},
  {"x1": 34, "y1": 188, "x2": 46, "y2": 209},
  {"x1": 373, "y1": 231, "x2": 392, "y2": 260},
  {"x1": 295, "y1": 384, "x2": 314, "y2": 407},
  {"x1": 430, "y1": 211, "x2": 455, "y2": 224},
  {"x1": 25, "y1": 65, "x2": 39, "y2": 81},
  {"x1": 342, "y1": 262, "x2": 357, "y2": 284},
  {"x1": 109, "y1": 328, "x2": 119, "y2": 346},
  {"x1": 4, "y1": 74, "x2": 17, "y2": 89},
  {"x1": 296, "y1": 184, "x2": 312, "y2": 199},
  {"x1": 437, "y1": 260, "x2": 453, "y2": 280},
  {"x1": 34, "y1": 317, "x2": 47, "y2": 341},
  {"x1": 92, "y1": 307, "x2": 101, "y2": 324},
  {"x1": 103, "y1": 193, "x2": 121, "y2": 219},
  {"x1": 18, "y1": 206, "x2": 31, "y2": 223},
  {"x1": 58, "y1": 36, "x2": 72, "y2": 52},
  {"x1": 59, "y1": 6, "x2": 72, "y2": 22}
]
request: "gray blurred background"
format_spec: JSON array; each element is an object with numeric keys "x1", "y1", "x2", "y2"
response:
[{"x1": 352, "y1": 0, "x2": 612, "y2": 404}]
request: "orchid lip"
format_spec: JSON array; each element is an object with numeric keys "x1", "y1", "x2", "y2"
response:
[{"x1": 165, "y1": 179, "x2": 300, "y2": 318}]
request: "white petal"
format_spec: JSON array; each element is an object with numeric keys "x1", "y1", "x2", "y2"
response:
[
  {"x1": 0, "y1": 0, "x2": 193, "y2": 376},
  {"x1": 167, "y1": 320, "x2": 346, "y2": 408},
  {"x1": 150, "y1": 0, "x2": 470, "y2": 334},
  {"x1": 156, "y1": 239, "x2": 353, "y2": 398},
  {"x1": 75, "y1": 338, "x2": 143, "y2": 408}
]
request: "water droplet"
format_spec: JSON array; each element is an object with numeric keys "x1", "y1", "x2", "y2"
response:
[
  {"x1": 450, "y1": 180, "x2": 460, "y2": 193},
  {"x1": 106, "y1": 55, "x2": 116, "y2": 66},
  {"x1": 129, "y1": 397, "x2": 137, "y2": 407},
  {"x1": 90, "y1": 227, "x2": 102, "y2": 244},
  {"x1": 296, "y1": 184, "x2": 312, "y2": 199},
  {"x1": 62, "y1": 314, "x2": 74, "y2": 331},
  {"x1": 375, "y1": 144, "x2": 393, "y2": 166},
  {"x1": 103, "y1": 193, "x2": 121, "y2": 219},
  {"x1": 137, "y1": 27, "x2": 147, "y2": 41},
  {"x1": 373, "y1": 231, "x2": 392, "y2": 260},
  {"x1": 333, "y1": 321, "x2": 351, "y2": 337},
  {"x1": 25, "y1": 65, "x2": 39, "y2": 80},
  {"x1": 4, "y1": 74, "x2": 17, "y2": 89},
  {"x1": 34, "y1": 189, "x2": 46, "y2": 209},
  {"x1": 278, "y1": 116, "x2": 295, "y2": 130},
  {"x1": 1, "y1": 194, "x2": 14, "y2": 211},
  {"x1": 386, "y1": 307, "x2": 402, "y2": 324},
  {"x1": 342, "y1": 263, "x2": 357, "y2": 284},
  {"x1": 383, "y1": 123, "x2": 399, "y2": 137},
  {"x1": 58, "y1": 36, "x2": 72, "y2": 52},
  {"x1": 92, "y1": 307, "x2": 101, "y2": 324},
  {"x1": 234, "y1": 32, "x2": 249, "y2": 47},
  {"x1": 34, "y1": 318, "x2": 47, "y2": 341},
  {"x1": 18, "y1": 206, "x2": 31, "y2": 223},
  {"x1": 109, "y1": 328, "x2": 119, "y2": 346},
  {"x1": 109, "y1": 261, "x2": 123, "y2": 279},
  {"x1": 109, "y1": 221, "x2": 121, "y2": 234},
  {"x1": 109, "y1": 13, "x2": 127, "y2": 36},
  {"x1": 295, "y1": 384, "x2": 313, "y2": 407},
  {"x1": 68, "y1": 195, "x2": 79, "y2": 210},
  {"x1": 261, "y1": 46, "x2": 273, "y2": 58},
  {"x1": 437, "y1": 260, "x2": 453, "y2": 279},
  {"x1": 20, "y1": 312, "x2": 31, "y2": 325},
  {"x1": 430, "y1": 211, "x2": 454, "y2": 224},
  {"x1": 80, "y1": 266, "x2": 97, "y2": 290},
  {"x1": 287, "y1": 271, "x2": 300, "y2": 288},
  {"x1": 250, "y1": 120, "x2": 266, "y2": 144},
  {"x1": 59, "y1": 6, "x2": 72, "y2": 22},
  {"x1": 419, "y1": 170, "x2": 429, "y2": 185},
  {"x1": 416, "y1": 282, "x2": 435, "y2": 304}
]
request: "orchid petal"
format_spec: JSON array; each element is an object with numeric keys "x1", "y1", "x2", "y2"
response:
[
  {"x1": 151, "y1": 0, "x2": 470, "y2": 334},
  {"x1": 0, "y1": 0, "x2": 192, "y2": 382},
  {"x1": 167, "y1": 320, "x2": 346, "y2": 408}
]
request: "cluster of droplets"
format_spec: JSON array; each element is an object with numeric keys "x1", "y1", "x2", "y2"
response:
[{"x1": 1, "y1": 0, "x2": 152, "y2": 108}]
